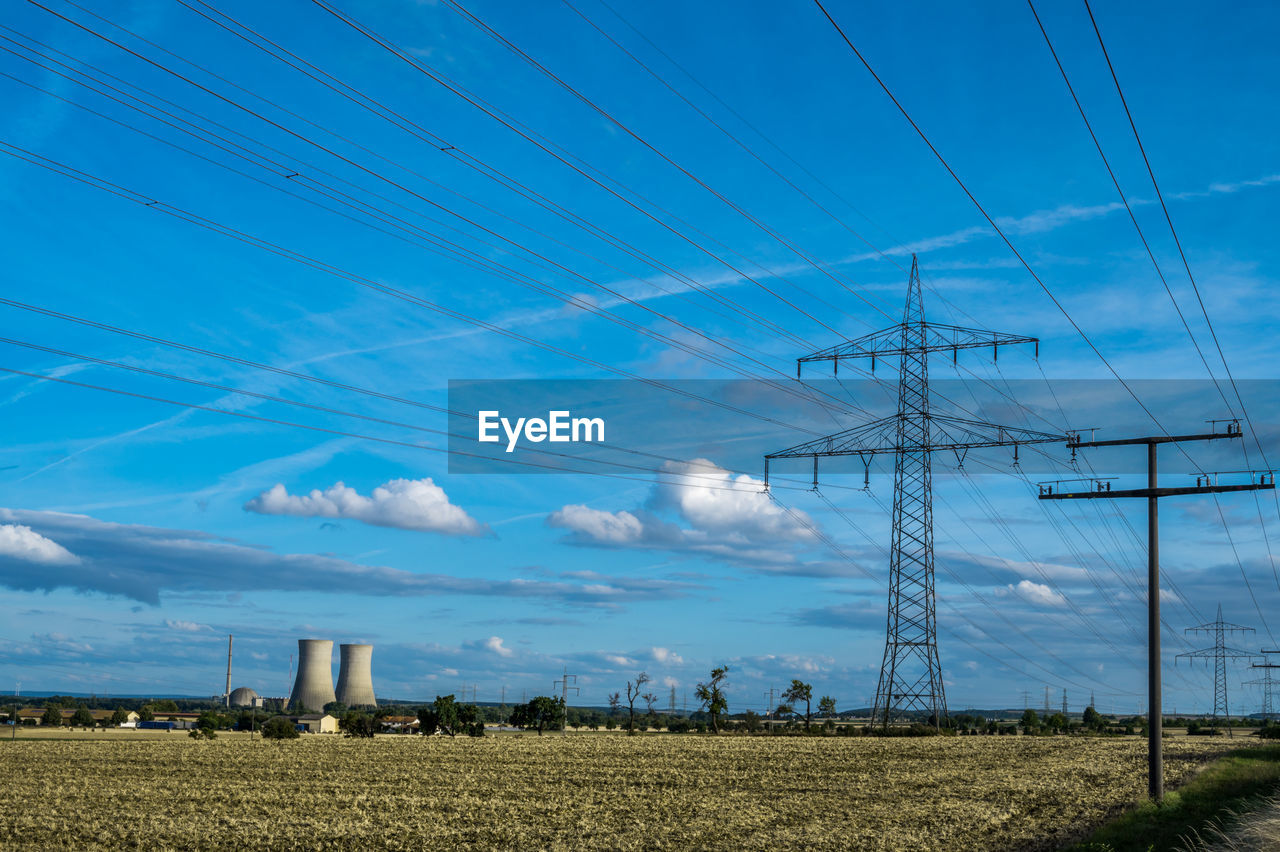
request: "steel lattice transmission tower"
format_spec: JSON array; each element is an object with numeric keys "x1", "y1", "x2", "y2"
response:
[
  {"x1": 1177, "y1": 604, "x2": 1255, "y2": 729},
  {"x1": 1243, "y1": 665, "x2": 1276, "y2": 721},
  {"x1": 1244, "y1": 649, "x2": 1280, "y2": 722},
  {"x1": 766, "y1": 257, "x2": 1063, "y2": 727}
]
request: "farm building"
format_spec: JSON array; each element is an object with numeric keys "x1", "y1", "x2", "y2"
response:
[{"x1": 289, "y1": 714, "x2": 338, "y2": 734}]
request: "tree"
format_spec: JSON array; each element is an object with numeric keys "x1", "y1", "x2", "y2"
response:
[
  {"x1": 188, "y1": 712, "x2": 218, "y2": 741},
  {"x1": 109, "y1": 707, "x2": 129, "y2": 727},
  {"x1": 509, "y1": 696, "x2": 564, "y2": 735},
  {"x1": 71, "y1": 706, "x2": 95, "y2": 728},
  {"x1": 340, "y1": 711, "x2": 378, "y2": 738},
  {"x1": 625, "y1": 672, "x2": 650, "y2": 734},
  {"x1": 1082, "y1": 706, "x2": 1102, "y2": 730},
  {"x1": 783, "y1": 680, "x2": 813, "y2": 730},
  {"x1": 197, "y1": 710, "x2": 230, "y2": 732},
  {"x1": 607, "y1": 692, "x2": 621, "y2": 719},
  {"x1": 742, "y1": 710, "x2": 762, "y2": 733},
  {"x1": 432, "y1": 695, "x2": 460, "y2": 737},
  {"x1": 417, "y1": 695, "x2": 474, "y2": 737},
  {"x1": 41, "y1": 706, "x2": 62, "y2": 727},
  {"x1": 456, "y1": 702, "x2": 484, "y2": 737},
  {"x1": 137, "y1": 706, "x2": 154, "y2": 722},
  {"x1": 642, "y1": 692, "x2": 658, "y2": 729},
  {"x1": 1020, "y1": 709, "x2": 1040, "y2": 732},
  {"x1": 260, "y1": 716, "x2": 299, "y2": 740},
  {"x1": 818, "y1": 696, "x2": 837, "y2": 719},
  {"x1": 695, "y1": 666, "x2": 729, "y2": 734},
  {"x1": 1046, "y1": 713, "x2": 1068, "y2": 733}
]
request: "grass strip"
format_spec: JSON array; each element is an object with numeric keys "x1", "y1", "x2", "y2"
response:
[{"x1": 1066, "y1": 743, "x2": 1280, "y2": 851}]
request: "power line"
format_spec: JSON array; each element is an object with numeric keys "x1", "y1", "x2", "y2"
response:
[
  {"x1": 1027, "y1": 1, "x2": 1280, "y2": 615},
  {"x1": 0, "y1": 23, "x2": 851, "y2": 409},
  {"x1": 440, "y1": 0, "x2": 893, "y2": 325},
  {"x1": 303, "y1": 0, "x2": 865, "y2": 340},
  {"x1": 812, "y1": 0, "x2": 1278, "y2": 646},
  {"x1": 60, "y1": 0, "x2": 817, "y2": 352},
  {"x1": 0, "y1": 139, "x2": 843, "y2": 437},
  {"x1": 1077, "y1": 0, "x2": 1280, "y2": 609}
]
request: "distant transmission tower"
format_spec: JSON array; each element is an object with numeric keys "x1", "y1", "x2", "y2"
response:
[
  {"x1": 668, "y1": 685, "x2": 677, "y2": 715},
  {"x1": 766, "y1": 257, "x2": 1059, "y2": 728},
  {"x1": 1062, "y1": 689, "x2": 1068, "y2": 718},
  {"x1": 1177, "y1": 604, "x2": 1255, "y2": 732},
  {"x1": 1245, "y1": 649, "x2": 1280, "y2": 721},
  {"x1": 1043, "y1": 686, "x2": 1051, "y2": 716},
  {"x1": 554, "y1": 667, "x2": 578, "y2": 731}
]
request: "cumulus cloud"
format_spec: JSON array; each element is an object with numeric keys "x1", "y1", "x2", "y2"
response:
[
  {"x1": 547, "y1": 459, "x2": 826, "y2": 571},
  {"x1": 0, "y1": 523, "x2": 79, "y2": 566},
  {"x1": 651, "y1": 460, "x2": 814, "y2": 541},
  {"x1": 245, "y1": 478, "x2": 488, "y2": 537},
  {"x1": 0, "y1": 508, "x2": 697, "y2": 607},
  {"x1": 1000, "y1": 579, "x2": 1067, "y2": 607},
  {"x1": 483, "y1": 636, "x2": 512, "y2": 658},
  {"x1": 546, "y1": 505, "x2": 642, "y2": 544},
  {"x1": 650, "y1": 647, "x2": 683, "y2": 665}
]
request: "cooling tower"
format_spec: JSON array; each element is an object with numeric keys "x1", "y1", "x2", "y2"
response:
[
  {"x1": 289, "y1": 639, "x2": 336, "y2": 712},
  {"x1": 336, "y1": 643, "x2": 376, "y2": 708}
]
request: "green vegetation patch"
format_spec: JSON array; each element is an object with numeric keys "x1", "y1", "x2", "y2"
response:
[{"x1": 1066, "y1": 743, "x2": 1280, "y2": 852}]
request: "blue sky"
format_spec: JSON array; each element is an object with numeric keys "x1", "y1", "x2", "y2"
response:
[{"x1": 1, "y1": 0, "x2": 1279, "y2": 716}]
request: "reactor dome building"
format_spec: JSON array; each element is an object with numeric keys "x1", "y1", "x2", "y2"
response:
[
  {"x1": 336, "y1": 643, "x2": 376, "y2": 708},
  {"x1": 289, "y1": 639, "x2": 337, "y2": 712},
  {"x1": 228, "y1": 686, "x2": 260, "y2": 708}
]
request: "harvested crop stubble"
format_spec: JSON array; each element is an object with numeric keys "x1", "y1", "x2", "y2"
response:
[{"x1": 0, "y1": 732, "x2": 1244, "y2": 850}]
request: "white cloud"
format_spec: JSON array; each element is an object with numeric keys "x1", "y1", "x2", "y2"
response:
[
  {"x1": 548, "y1": 459, "x2": 821, "y2": 570},
  {"x1": 653, "y1": 459, "x2": 813, "y2": 541},
  {"x1": 650, "y1": 647, "x2": 683, "y2": 665},
  {"x1": 483, "y1": 636, "x2": 513, "y2": 658},
  {"x1": 245, "y1": 478, "x2": 488, "y2": 536},
  {"x1": 0, "y1": 524, "x2": 78, "y2": 566},
  {"x1": 546, "y1": 505, "x2": 642, "y2": 544},
  {"x1": 1002, "y1": 579, "x2": 1066, "y2": 607}
]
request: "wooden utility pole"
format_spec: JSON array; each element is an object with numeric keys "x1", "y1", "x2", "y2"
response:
[{"x1": 1038, "y1": 421, "x2": 1274, "y2": 801}]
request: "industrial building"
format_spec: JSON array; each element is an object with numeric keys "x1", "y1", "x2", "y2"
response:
[
  {"x1": 289, "y1": 639, "x2": 337, "y2": 712},
  {"x1": 286, "y1": 638, "x2": 376, "y2": 711},
  {"x1": 336, "y1": 643, "x2": 376, "y2": 708}
]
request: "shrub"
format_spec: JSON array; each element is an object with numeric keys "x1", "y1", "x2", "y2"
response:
[{"x1": 261, "y1": 716, "x2": 300, "y2": 740}]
